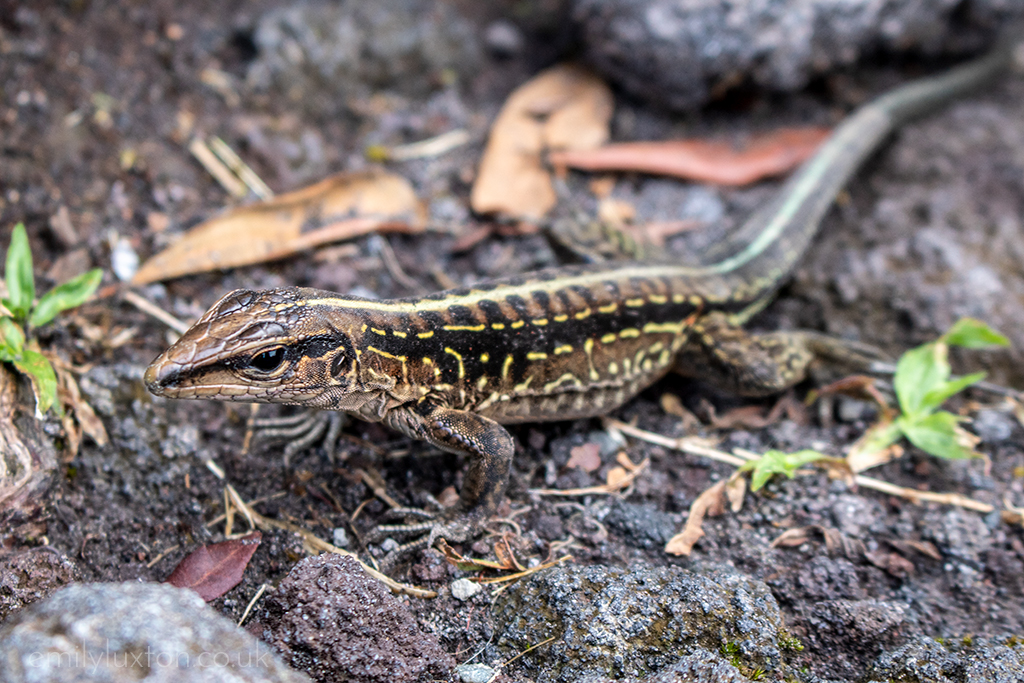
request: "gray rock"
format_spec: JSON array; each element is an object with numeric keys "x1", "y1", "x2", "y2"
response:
[
  {"x1": 0, "y1": 582, "x2": 310, "y2": 683},
  {"x1": 455, "y1": 663, "x2": 497, "y2": 683},
  {"x1": 802, "y1": 600, "x2": 906, "y2": 679},
  {"x1": 572, "y1": 0, "x2": 1018, "y2": 110},
  {"x1": 866, "y1": 634, "x2": 1024, "y2": 682},
  {"x1": 921, "y1": 507, "x2": 991, "y2": 565},
  {"x1": 972, "y1": 408, "x2": 1015, "y2": 443},
  {"x1": 830, "y1": 494, "x2": 883, "y2": 538},
  {"x1": 493, "y1": 564, "x2": 782, "y2": 682},
  {"x1": 581, "y1": 648, "x2": 756, "y2": 682},
  {"x1": 247, "y1": 0, "x2": 481, "y2": 111}
]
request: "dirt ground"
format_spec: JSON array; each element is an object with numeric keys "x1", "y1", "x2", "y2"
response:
[{"x1": 1, "y1": 1, "x2": 1023, "y2": 682}]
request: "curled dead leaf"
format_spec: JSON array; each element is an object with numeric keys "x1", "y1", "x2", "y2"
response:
[
  {"x1": 725, "y1": 473, "x2": 746, "y2": 513},
  {"x1": 665, "y1": 480, "x2": 726, "y2": 556},
  {"x1": 133, "y1": 170, "x2": 425, "y2": 284},
  {"x1": 771, "y1": 525, "x2": 864, "y2": 559},
  {"x1": 548, "y1": 127, "x2": 830, "y2": 186}
]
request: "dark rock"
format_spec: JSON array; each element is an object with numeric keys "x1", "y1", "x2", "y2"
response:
[
  {"x1": 0, "y1": 548, "x2": 80, "y2": 623},
  {"x1": 972, "y1": 408, "x2": 1015, "y2": 443},
  {"x1": 253, "y1": 553, "x2": 454, "y2": 683},
  {"x1": 603, "y1": 500, "x2": 678, "y2": 549},
  {"x1": 803, "y1": 600, "x2": 906, "y2": 679},
  {"x1": 572, "y1": 0, "x2": 1018, "y2": 111},
  {"x1": 0, "y1": 582, "x2": 309, "y2": 682},
  {"x1": 830, "y1": 494, "x2": 883, "y2": 538},
  {"x1": 921, "y1": 507, "x2": 991, "y2": 565},
  {"x1": 493, "y1": 564, "x2": 782, "y2": 682},
  {"x1": 866, "y1": 634, "x2": 1024, "y2": 682},
  {"x1": 769, "y1": 556, "x2": 868, "y2": 603},
  {"x1": 580, "y1": 647, "x2": 756, "y2": 682}
]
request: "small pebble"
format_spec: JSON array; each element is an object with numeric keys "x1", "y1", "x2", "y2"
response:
[
  {"x1": 332, "y1": 527, "x2": 349, "y2": 548},
  {"x1": 971, "y1": 409, "x2": 1014, "y2": 443},
  {"x1": 451, "y1": 577, "x2": 482, "y2": 601},
  {"x1": 110, "y1": 235, "x2": 139, "y2": 282},
  {"x1": 455, "y1": 662, "x2": 497, "y2": 683},
  {"x1": 483, "y1": 20, "x2": 523, "y2": 58},
  {"x1": 837, "y1": 396, "x2": 872, "y2": 423}
]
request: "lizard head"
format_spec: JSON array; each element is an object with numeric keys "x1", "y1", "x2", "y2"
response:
[{"x1": 144, "y1": 287, "x2": 369, "y2": 407}]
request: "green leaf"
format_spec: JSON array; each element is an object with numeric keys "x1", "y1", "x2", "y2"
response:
[
  {"x1": 4, "y1": 223, "x2": 36, "y2": 320},
  {"x1": 893, "y1": 342, "x2": 950, "y2": 418},
  {"x1": 13, "y1": 348, "x2": 57, "y2": 414},
  {"x1": 898, "y1": 411, "x2": 980, "y2": 460},
  {"x1": 739, "y1": 449, "x2": 827, "y2": 491},
  {"x1": 940, "y1": 318, "x2": 1010, "y2": 349},
  {"x1": 29, "y1": 268, "x2": 103, "y2": 328},
  {"x1": 917, "y1": 371, "x2": 986, "y2": 414},
  {"x1": 0, "y1": 316, "x2": 25, "y2": 358}
]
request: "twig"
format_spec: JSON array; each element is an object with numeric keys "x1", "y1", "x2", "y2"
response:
[
  {"x1": 121, "y1": 290, "x2": 190, "y2": 335},
  {"x1": 389, "y1": 129, "x2": 471, "y2": 161},
  {"x1": 377, "y1": 236, "x2": 427, "y2": 294},
  {"x1": 607, "y1": 418, "x2": 1001, "y2": 515},
  {"x1": 604, "y1": 418, "x2": 749, "y2": 467},
  {"x1": 853, "y1": 474, "x2": 994, "y2": 512},
  {"x1": 188, "y1": 137, "x2": 247, "y2": 198},
  {"x1": 208, "y1": 136, "x2": 274, "y2": 199},
  {"x1": 237, "y1": 583, "x2": 267, "y2": 627}
]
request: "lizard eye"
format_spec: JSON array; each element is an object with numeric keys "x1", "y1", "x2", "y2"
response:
[{"x1": 249, "y1": 347, "x2": 285, "y2": 373}]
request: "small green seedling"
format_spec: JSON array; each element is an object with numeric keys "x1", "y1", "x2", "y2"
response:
[
  {"x1": 888, "y1": 318, "x2": 1009, "y2": 460},
  {"x1": 741, "y1": 319, "x2": 1008, "y2": 489},
  {"x1": 0, "y1": 223, "x2": 102, "y2": 413},
  {"x1": 738, "y1": 449, "x2": 828, "y2": 491}
]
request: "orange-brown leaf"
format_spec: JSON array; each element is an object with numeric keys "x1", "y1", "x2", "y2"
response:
[
  {"x1": 133, "y1": 170, "x2": 425, "y2": 284},
  {"x1": 166, "y1": 531, "x2": 261, "y2": 601},
  {"x1": 549, "y1": 127, "x2": 830, "y2": 186},
  {"x1": 471, "y1": 64, "x2": 612, "y2": 219}
]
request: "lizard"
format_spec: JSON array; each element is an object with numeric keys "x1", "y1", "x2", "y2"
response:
[{"x1": 145, "y1": 43, "x2": 1013, "y2": 555}]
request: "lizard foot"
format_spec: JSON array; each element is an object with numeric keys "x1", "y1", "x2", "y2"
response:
[
  {"x1": 368, "y1": 505, "x2": 487, "y2": 570},
  {"x1": 248, "y1": 409, "x2": 345, "y2": 465}
]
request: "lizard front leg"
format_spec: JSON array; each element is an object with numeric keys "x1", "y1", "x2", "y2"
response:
[{"x1": 372, "y1": 400, "x2": 515, "y2": 557}]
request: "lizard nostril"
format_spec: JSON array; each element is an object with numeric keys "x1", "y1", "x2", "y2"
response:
[{"x1": 144, "y1": 358, "x2": 178, "y2": 393}]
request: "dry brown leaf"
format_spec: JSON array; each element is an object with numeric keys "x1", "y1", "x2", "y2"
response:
[
  {"x1": 133, "y1": 170, "x2": 425, "y2": 284},
  {"x1": 888, "y1": 538, "x2": 942, "y2": 561},
  {"x1": 710, "y1": 404, "x2": 773, "y2": 429},
  {"x1": 471, "y1": 64, "x2": 612, "y2": 219},
  {"x1": 549, "y1": 127, "x2": 830, "y2": 186},
  {"x1": 597, "y1": 197, "x2": 636, "y2": 226},
  {"x1": 567, "y1": 443, "x2": 602, "y2": 473},
  {"x1": 770, "y1": 526, "x2": 816, "y2": 548},
  {"x1": 165, "y1": 532, "x2": 262, "y2": 601},
  {"x1": 864, "y1": 549, "x2": 916, "y2": 577},
  {"x1": 665, "y1": 480, "x2": 726, "y2": 556}
]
